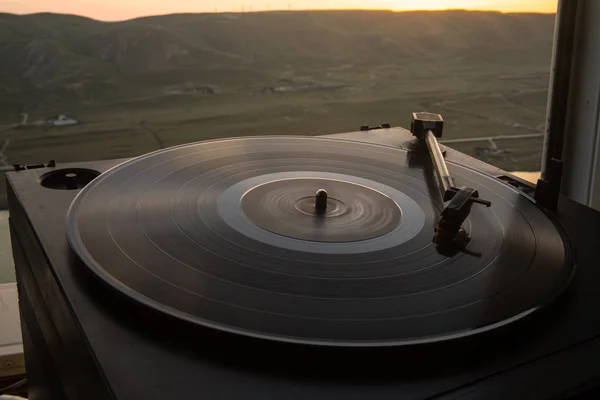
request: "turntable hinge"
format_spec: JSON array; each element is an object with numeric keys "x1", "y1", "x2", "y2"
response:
[
  {"x1": 13, "y1": 160, "x2": 56, "y2": 171},
  {"x1": 359, "y1": 123, "x2": 392, "y2": 131}
]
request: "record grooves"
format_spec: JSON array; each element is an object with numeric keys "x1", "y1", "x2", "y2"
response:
[{"x1": 65, "y1": 136, "x2": 574, "y2": 347}]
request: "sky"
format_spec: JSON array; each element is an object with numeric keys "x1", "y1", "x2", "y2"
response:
[{"x1": 0, "y1": 0, "x2": 557, "y2": 21}]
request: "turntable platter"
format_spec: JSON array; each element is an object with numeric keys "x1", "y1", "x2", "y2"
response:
[{"x1": 66, "y1": 136, "x2": 574, "y2": 347}]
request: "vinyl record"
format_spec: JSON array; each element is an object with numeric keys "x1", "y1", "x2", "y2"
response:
[{"x1": 66, "y1": 136, "x2": 574, "y2": 347}]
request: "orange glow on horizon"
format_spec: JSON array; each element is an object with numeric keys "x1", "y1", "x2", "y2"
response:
[
  {"x1": 388, "y1": 0, "x2": 556, "y2": 13},
  {"x1": 0, "y1": 0, "x2": 557, "y2": 21}
]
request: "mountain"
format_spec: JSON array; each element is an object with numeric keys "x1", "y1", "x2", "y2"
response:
[{"x1": 0, "y1": 10, "x2": 554, "y2": 109}]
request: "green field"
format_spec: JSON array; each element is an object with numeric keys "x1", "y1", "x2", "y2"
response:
[{"x1": 0, "y1": 10, "x2": 556, "y2": 205}]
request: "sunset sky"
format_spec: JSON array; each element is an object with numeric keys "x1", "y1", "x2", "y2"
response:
[{"x1": 0, "y1": 0, "x2": 558, "y2": 21}]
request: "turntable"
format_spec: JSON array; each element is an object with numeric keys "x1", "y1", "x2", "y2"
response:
[{"x1": 7, "y1": 112, "x2": 600, "y2": 399}]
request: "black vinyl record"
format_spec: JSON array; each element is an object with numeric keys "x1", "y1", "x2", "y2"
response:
[{"x1": 66, "y1": 136, "x2": 574, "y2": 347}]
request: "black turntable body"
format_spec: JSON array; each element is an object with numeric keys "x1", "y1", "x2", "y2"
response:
[{"x1": 7, "y1": 124, "x2": 600, "y2": 399}]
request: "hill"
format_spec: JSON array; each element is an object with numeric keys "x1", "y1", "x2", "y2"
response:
[
  {"x1": 0, "y1": 11, "x2": 554, "y2": 88},
  {"x1": 0, "y1": 10, "x2": 556, "y2": 207},
  {"x1": 0, "y1": 11, "x2": 554, "y2": 110}
]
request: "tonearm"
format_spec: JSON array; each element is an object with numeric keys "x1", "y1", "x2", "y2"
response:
[{"x1": 411, "y1": 112, "x2": 491, "y2": 252}]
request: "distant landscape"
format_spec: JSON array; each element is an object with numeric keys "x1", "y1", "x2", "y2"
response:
[{"x1": 0, "y1": 10, "x2": 555, "y2": 204}]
